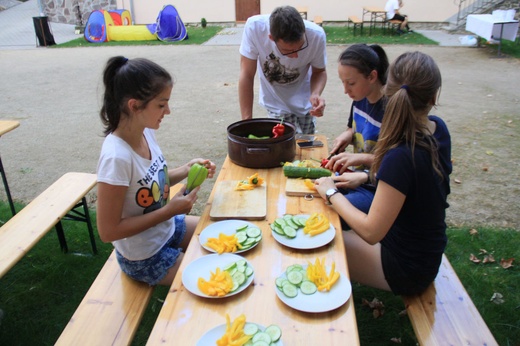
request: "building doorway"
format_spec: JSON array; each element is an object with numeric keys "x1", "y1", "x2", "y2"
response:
[{"x1": 235, "y1": 0, "x2": 260, "y2": 23}]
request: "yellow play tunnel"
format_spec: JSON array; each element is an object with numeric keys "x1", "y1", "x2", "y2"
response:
[{"x1": 107, "y1": 25, "x2": 157, "y2": 41}]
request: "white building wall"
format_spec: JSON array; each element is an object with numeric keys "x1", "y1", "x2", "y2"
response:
[{"x1": 116, "y1": 0, "x2": 460, "y2": 25}]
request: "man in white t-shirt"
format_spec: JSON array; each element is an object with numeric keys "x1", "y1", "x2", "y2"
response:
[
  {"x1": 385, "y1": 0, "x2": 412, "y2": 34},
  {"x1": 239, "y1": 6, "x2": 327, "y2": 134}
]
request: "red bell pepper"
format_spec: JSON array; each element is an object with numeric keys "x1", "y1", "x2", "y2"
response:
[{"x1": 272, "y1": 119, "x2": 285, "y2": 138}]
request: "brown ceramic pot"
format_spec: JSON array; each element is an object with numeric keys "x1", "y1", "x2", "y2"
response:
[{"x1": 227, "y1": 118, "x2": 296, "y2": 168}]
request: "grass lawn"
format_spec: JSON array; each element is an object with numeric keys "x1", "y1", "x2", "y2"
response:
[
  {"x1": 0, "y1": 201, "x2": 518, "y2": 345},
  {"x1": 55, "y1": 25, "x2": 520, "y2": 59}
]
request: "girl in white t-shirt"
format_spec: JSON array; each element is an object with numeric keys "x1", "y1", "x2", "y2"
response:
[{"x1": 96, "y1": 56, "x2": 216, "y2": 286}]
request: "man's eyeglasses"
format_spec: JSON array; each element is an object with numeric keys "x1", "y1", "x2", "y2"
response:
[{"x1": 275, "y1": 33, "x2": 308, "y2": 56}]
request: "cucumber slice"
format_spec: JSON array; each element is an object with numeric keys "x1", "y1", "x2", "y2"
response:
[
  {"x1": 245, "y1": 266, "x2": 254, "y2": 277},
  {"x1": 275, "y1": 277, "x2": 286, "y2": 288},
  {"x1": 287, "y1": 270, "x2": 303, "y2": 286},
  {"x1": 285, "y1": 218, "x2": 300, "y2": 230},
  {"x1": 242, "y1": 238, "x2": 256, "y2": 247},
  {"x1": 283, "y1": 214, "x2": 294, "y2": 220},
  {"x1": 300, "y1": 280, "x2": 317, "y2": 295},
  {"x1": 271, "y1": 224, "x2": 285, "y2": 235},
  {"x1": 286, "y1": 264, "x2": 303, "y2": 272},
  {"x1": 252, "y1": 341, "x2": 269, "y2": 346},
  {"x1": 236, "y1": 259, "x2": 247, "y2": 267},
  {"x1": 230, "y1": 279, "x2": 239, "y2": 292},
  {"x1": 264, "y1": 325, "x2": 282, "y2": 342},
  {"x1": 232, "y1": 271, "x2": 246, "y2": 286},
  {"x1": 282, "y1": 226, "x2": 297, "y2": 238},
  {"x1": 236, "y1": 224, "x2": 249, "y2": 231},
  {"x1": 293, "y1": 216, "x2": 308, "y2": 227},
  {"x1": 226, "y1": 267, "x2": 238, "y2": 276},
  {"x1": 222, "y1": 262, "x2": 236, "y2": 271},
  {"x1": 281, "y1": 282, "x2": 298, "y2": 298},
  {"x1": 243, "y1": 323, "x2": 259, "y2": 336},
  {"x1": 252, "y1": 332, "x2": 272, "y2": 344},
  {"x1": 236, "y1": 233, "x2": 248, "y2": 244},
  {"x1": 236, "y1": 265, "x2": 246, "y2": 273},
  {"x1": 274, "y1": 218, "x2": 287, "y2": 228},
  {"x1": 254, "y1": 235, "x2": 262, "y2": 243},
  {"x1": 246, "y1": 227, "x2": 262, "y2": 238}
]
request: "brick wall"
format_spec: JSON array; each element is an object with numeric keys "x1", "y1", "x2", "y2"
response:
[{"x1": 42, "y1": 0, "x2": 117, "y2": 25}]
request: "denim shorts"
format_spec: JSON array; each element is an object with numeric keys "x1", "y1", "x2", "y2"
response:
[
  {"x1": 116, "y1": 214, "x2": 187, "y2": 286},
  {"x1": 339, "y1": 184, "x2": 375, "y2": 230}
]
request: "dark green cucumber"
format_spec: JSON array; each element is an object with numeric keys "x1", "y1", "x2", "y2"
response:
[{"x1": 283, "y1": 166, "x2": 332, "y2": 178}]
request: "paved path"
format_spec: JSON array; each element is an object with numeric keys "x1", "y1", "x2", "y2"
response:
[{"x1": 0, "y1": 0, "x2": 470, "y2": 49}]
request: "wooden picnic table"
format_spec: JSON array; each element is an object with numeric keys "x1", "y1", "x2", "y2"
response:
[
  {"x1": 0, "y1": 120, "x2": 20, "y2": 216},
  {"x1": 363, "y1": 6, "x2": 388, "y2": 35},
  {"x1": 146, "y1": 134, "x2": 359, "y2": 345}
]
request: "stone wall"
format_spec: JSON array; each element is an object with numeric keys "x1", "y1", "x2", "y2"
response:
[{"x1": 42, "y1": 0, "x2": 117, "y2": 25}]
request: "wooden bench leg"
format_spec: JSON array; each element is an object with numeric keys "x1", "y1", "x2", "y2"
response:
[
  {"x1": 55, "y1": 221, "x2": 68, "y2": 253},
  {"x1": 54, "y1": 197, "x2": 98, "y2": 254},
  {"x1": 0, "y1": 155, "x2": 16, "y2": 216}
]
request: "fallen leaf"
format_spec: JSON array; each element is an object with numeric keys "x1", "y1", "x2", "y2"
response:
[
  {"x1": 485, "y1": 150, "x2": 494, "y2": 155},
  {"x1": 507, "y1": 120, "x2": 512, "y2": 124},
  {"x1": 479, "y1": 249, "x2": 488, "y2": 254},
  {"x1": 490, "y1": 292, "x2": 505, "y2": 304},
  {"x1": 482, "y1": 166, "x2": 488, "y2": 171},
  {"x1": 362, "y1": 298, "x2": 385, "y2": 319},
  {"x1": 398, "y1": 309, "x2": 407, "y2": 317},
  {"x1": 454, "y1": 178, "x2": 462, "y2": 184},
  {"x1": 469, "y1": 229, "x2": 478, "y2": 236},
  {"x1": 482, "y1": 254, "x2": 495, "y2": 264},
  {"x1": 500, "y1": 258, "x2": 514, "y2": 269},
  {"x1": 469, "y1": 253, "x2": 481, "y2": 264},
  {"x1": 390, "y1": 337, "x2": 402, "y2": 343}
]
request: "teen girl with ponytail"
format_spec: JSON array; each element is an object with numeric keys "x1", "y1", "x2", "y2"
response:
[{"x1": 315, "y1": 51, "x2": 452, "y2": 295}]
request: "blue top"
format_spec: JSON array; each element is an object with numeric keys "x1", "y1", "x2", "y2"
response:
[
  {"x1": 348, "y1": 97, "x2": 386, "y2": 170},
  {"x1": 377, "y1": 115, "x2": 452, "y2": 278}
]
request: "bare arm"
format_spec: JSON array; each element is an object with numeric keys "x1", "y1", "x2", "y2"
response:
[
  {"x1": 309, "y1": 66, "x2": 327, "y2": 117},
  {"x1": 315, "y1": 177, "x2": 405, "y2": 244},
  {"x1": 331, "y1": 127, "x2": 354, "y2": 154},
  {"x1": 96, "y1": 182, "x2": 199, "y2": 242},
  {"x1": 238, "y1": 55, "x2": 258, "y2": 120}
]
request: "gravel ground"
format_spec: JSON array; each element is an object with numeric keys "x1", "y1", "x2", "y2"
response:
[{"x1": 0, "y1": 44, "x2": 518, "y2": 229}]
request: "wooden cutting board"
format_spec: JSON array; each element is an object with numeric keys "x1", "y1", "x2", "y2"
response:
[
  {"x1": 285, "y1": 178, "x2": 322, "y2": 198},
  {"x1": 209, "y1": 181, "x2": 267, "y2": 220}
]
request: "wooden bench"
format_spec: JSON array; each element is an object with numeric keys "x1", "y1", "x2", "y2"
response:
[
  {"x1": 386, "y1": 19, "x2": 402, "y2": 34},
  {"x1": 348, "y1": 15, "x2": 363, "y2": 36},
  {"x1": 55, "y1": 249, "x2": 155, "y2": 345},
  {"x1": 0, "y1": 172, "x2": 97, "y2": 278},
  {"x1": 403, "y1": 254, "x2": 498, "y2": 345},
  {"x1": 56, "y1": 183, "x2": 183, "y2": 345},
  {"x1": 313, "y1": 15, "x2": 323, "y2": 27}
]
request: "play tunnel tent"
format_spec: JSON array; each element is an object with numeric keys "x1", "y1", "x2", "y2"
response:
[
  {"x1": 147, "y1": 5, "x2": 188, "y2": 41},
  {"x1": 84, "y1": 5, "x2": 187, "y2": 43}
]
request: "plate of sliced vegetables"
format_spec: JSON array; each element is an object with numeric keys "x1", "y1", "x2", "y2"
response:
[
  {"x1": 197, "y1": 314, "x2": 283, "y2": 346},
  {"x1": 182, "y1": 253, "x2": 254, "y2": 298},
  {"x1": 274, "y1": 260, "x2": 351, "y2": 313},
  {"x1": 199, "y1": 220, "x2": 262, "y2": 254},
  {"x1": 270, "y1": 214, "x2": 335, "y2": 250}
]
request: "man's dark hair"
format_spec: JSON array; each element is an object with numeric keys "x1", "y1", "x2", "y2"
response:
[{"x1": 269, "y1": 6, "x2": 305, "y2": 42}]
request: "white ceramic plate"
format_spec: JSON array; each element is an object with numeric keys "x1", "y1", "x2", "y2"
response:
[
  {"x1": 271, "y1": 215, "x2": 335, "y2": 249},
  {"x1": 275, "y1": 265, "x2": 351, "y2": 313},
  {"x1": 199, "y1": 220, "x2": 261, "y2": 254},
  {"x1": 182, "y1": 253, "x2": 254, "y2": 298},
  {"x1": 197, "y1": 322, "x2": 284, "y2": 346}
]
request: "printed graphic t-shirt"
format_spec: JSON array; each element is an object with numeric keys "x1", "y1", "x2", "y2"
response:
[
  {"x1": 97, "y1": 128, "x2": 174, "y2": 261},
  {"x1": 239, "y1": 14, "x2": 327, "y2": 116}
]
